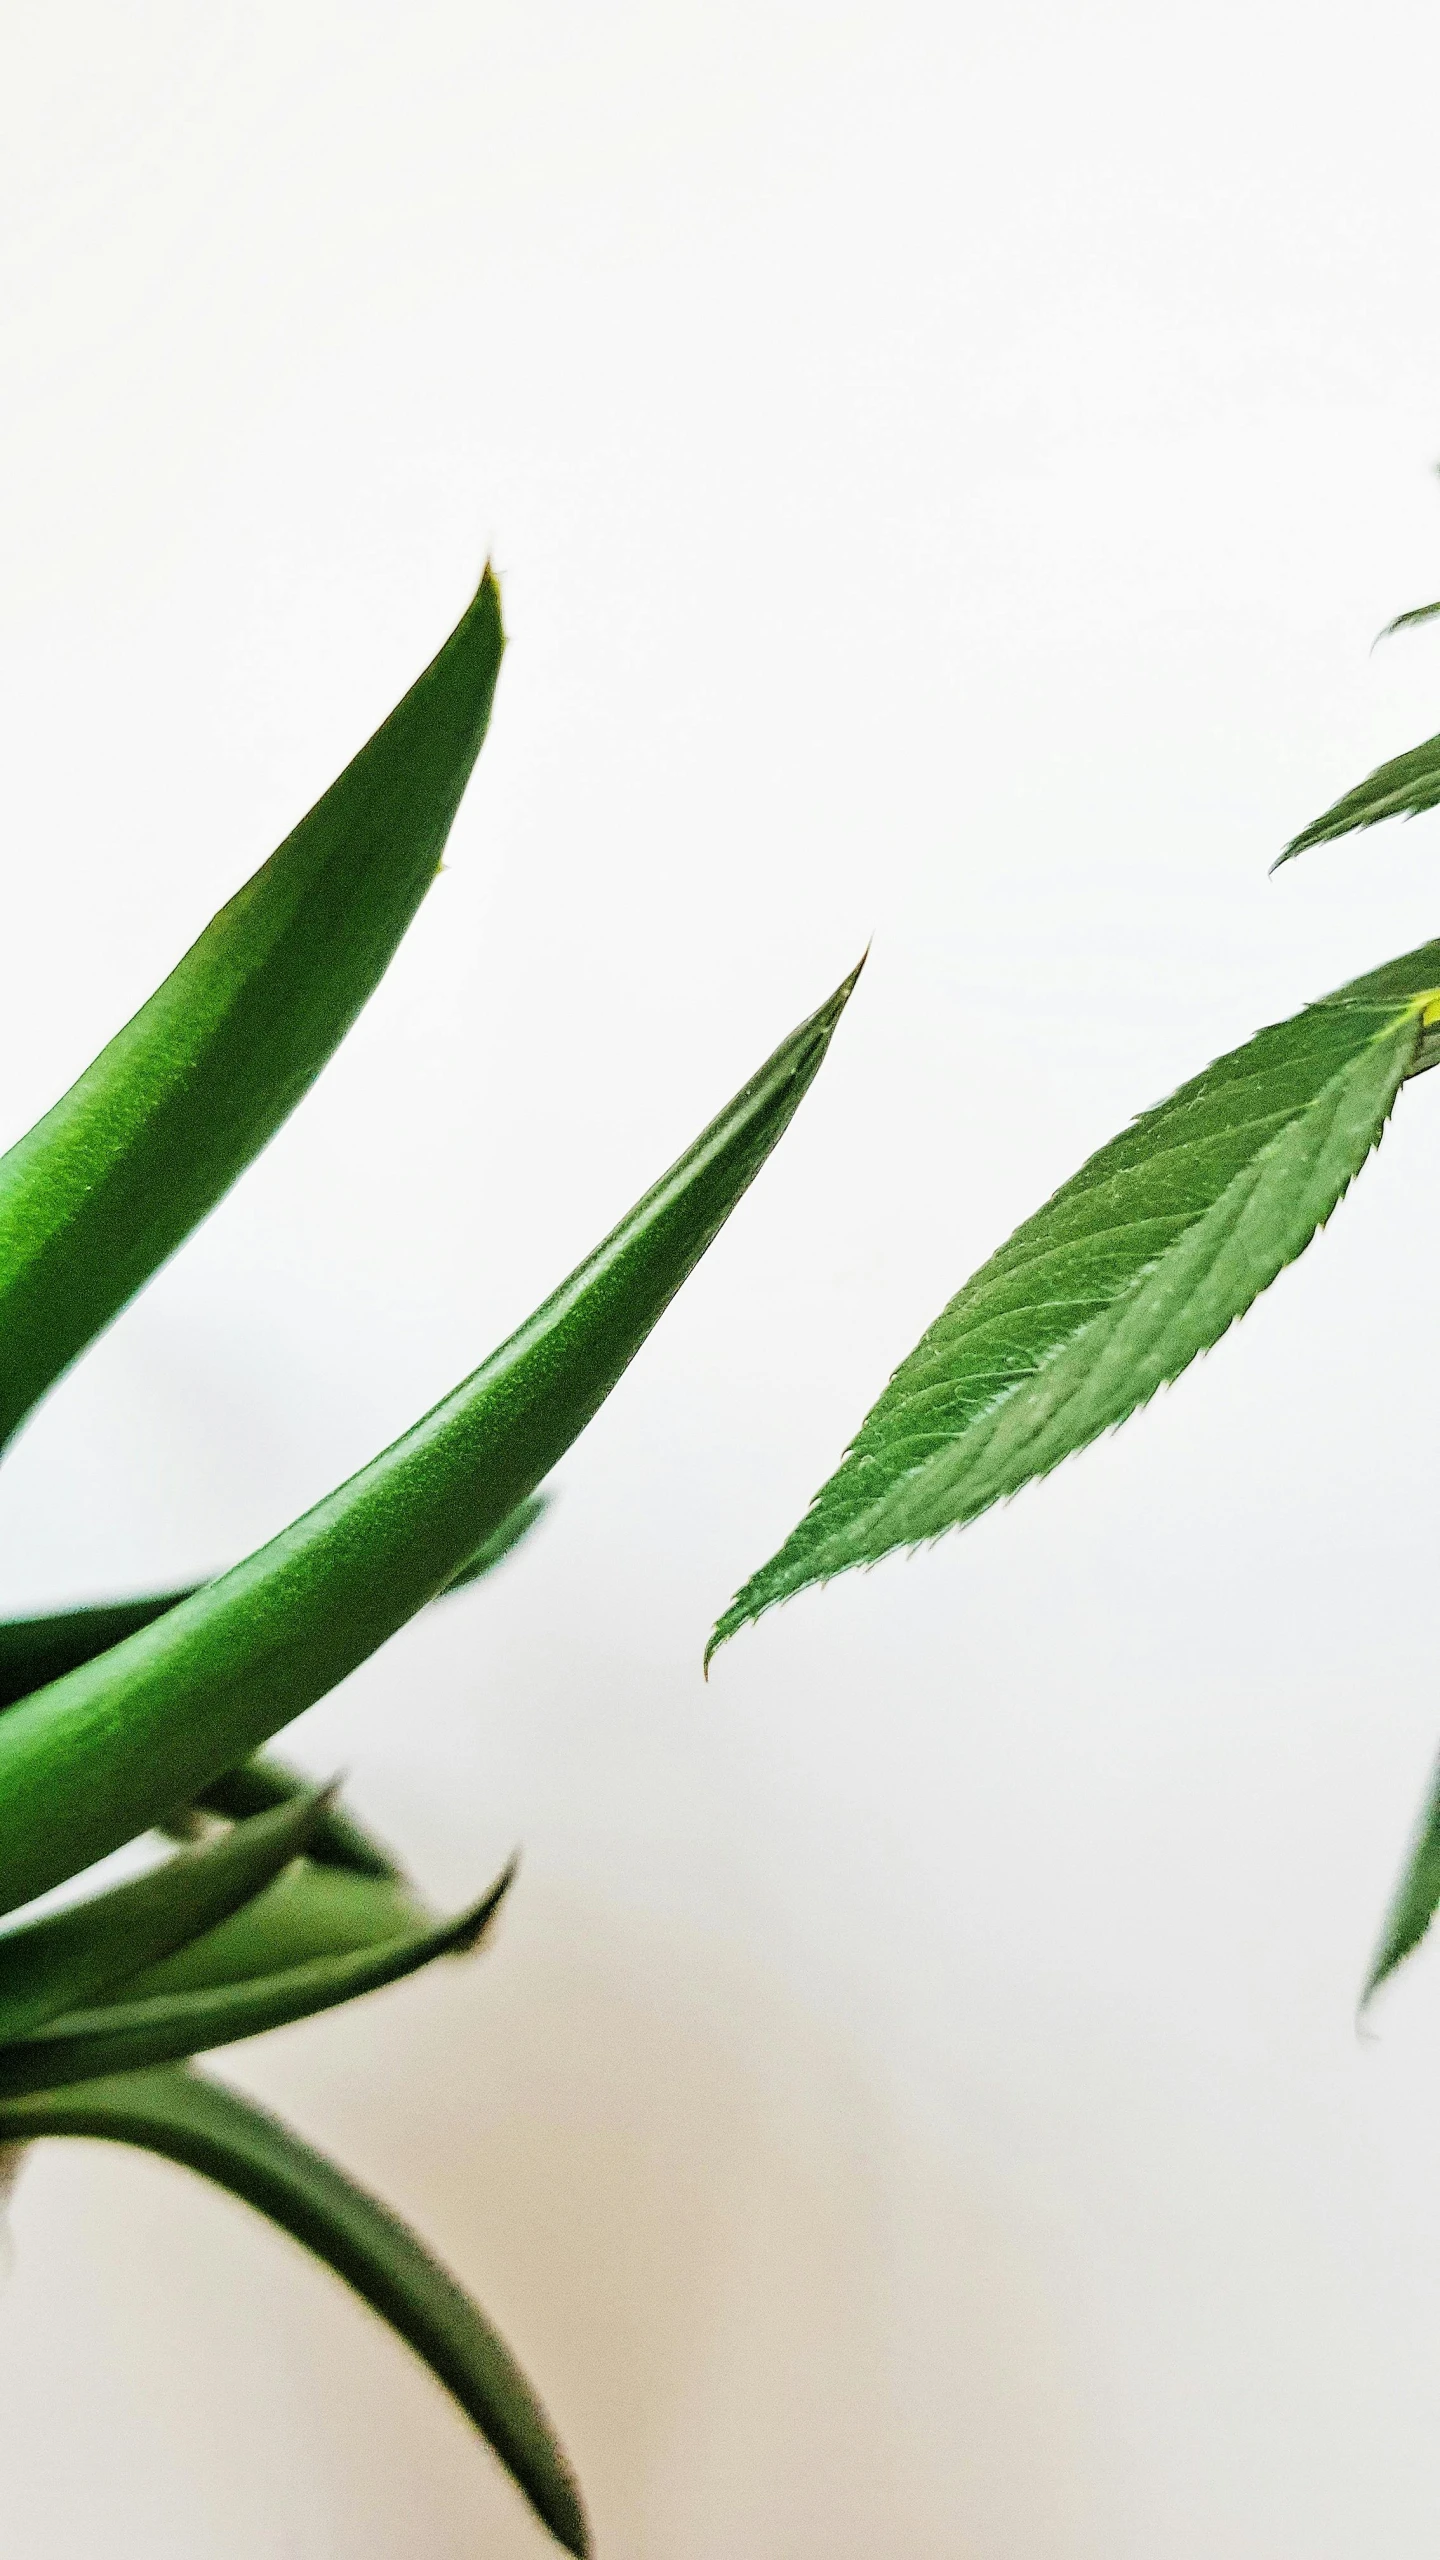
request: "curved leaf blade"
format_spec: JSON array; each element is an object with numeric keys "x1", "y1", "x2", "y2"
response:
[
  {"x1": 109, "y1": 1861, "x2": 432, "y2": 1998},
  {"x1": 0, "y1": 2065, "x2": 587, "y2": 2554},
  {"x1": 1277, "y1": 731, "x2": 1440, "y2": 865},
  {"x1": 0, "y1": 1865, "x2": 512, "y2": 2094},
  {"x1": 0, "y1": 1591, "x2": 191, "y2": 1711},
  {"x1": 0, "y1": 1788, "x2": 329, "y2": 2040},
  {"x1": 184, "y1": 1756, "x2": 403, "y2": 1880},
  {"x1": 0, "y1": 570, "x2": 504, "y2": 1447},
  {"x1": 0, "y1": 964, "x2": 859, "y2": 1915},
  {"x1": 0, "y1": 1488, "x2": 544, "y2": 1721},
  {"x1": 1374, "y1": 599, "x2": 1440, "y2": 645},
  {"x1": 710, "y1": 946, "x2": 1440, "y2": 1657},
  {"x1": 443, "y1": 1490, "x2": 550, "y2": 1593},
  {"x1": 1362, "y1": 1756, "x2": 1440, "y2": 2002}
]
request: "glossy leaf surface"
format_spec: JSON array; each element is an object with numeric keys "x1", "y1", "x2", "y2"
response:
[
  {"x1": 0, "y1": 967, "x2": 857, "y2": 1915},
  {"x1": 0, "y1": 2065, "x2": 587, "y2": 2553},
  {"x1": 711, "y1": 944, "x2": 1440, "y2": 1657},
  {"x1": 1278, "y1": 731, "x2": 1440, "y2": 863},
  {"x1": 0, "y1": 1788, "x2": 327, "y2": 2039},
  {"x1": 0, "y1": 1864, "x2": 511, "y2": 2093},
  {"x1": 0, "y1": 570, "x2": 504, "y2": 1447}
]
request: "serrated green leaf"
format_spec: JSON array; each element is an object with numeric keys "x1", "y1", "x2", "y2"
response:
[
  {"x1": 0, "y1": 1864, "x2": 512, "y2": 2095},
  {"x1": 0, "y1": 1788, "x2": 328, "y2": 2039},
  {"x1": 1362, "y1": 1756, "x2": 1440, "y2": 2002},
  {"x1": 0, "y1": 2065, "x2": 587, "y2": 2554},
  {"x1": 0, "y1": 570, "x2": 504, "y2": 1448},
  {"x1": 1277, "y1": 731, "x2": 1440, "y2": 864},
  {"x1": 1375, "y1": 600, "x2": 1440, "y2": 644},
  {"x1": 0, "y1": 964, "x2": 857, "y2": 1916},
  {"x1": 710, "y1": 945, "x2": 1440, "y2": 1659},
  {"x1": 115, "y1": 1861, "x2": 430, "y2": 1998}
]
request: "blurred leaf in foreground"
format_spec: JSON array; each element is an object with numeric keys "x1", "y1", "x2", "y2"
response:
[{"x1": 0, "y1": 2064, "x2": 587, "y2": 2553}]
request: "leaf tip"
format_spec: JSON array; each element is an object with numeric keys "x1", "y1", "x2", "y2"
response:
[
  {"x1": 451, "y1": 1855, "x2": 520, "y2": 1956},
  {"x1": 832, "y1": 944, "x2": 870, "y2": 1011}
]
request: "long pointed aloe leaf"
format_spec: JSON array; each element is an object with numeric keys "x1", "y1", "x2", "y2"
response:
[
  {"x1": 0, "y1": 1788, "x2": 328, "y2": 2041},
  {"x1": 0, "y1": 1487, "x2": 544, "y2": 1721},
  {"x1": 1278, "y1": 733, "x2": 1440, "y2": 864},
  {"x1": 0, "y1": 1592, "x2": 191, "y2": 1710},
  {"x1": 0, "y1": 1864, "x2": 511, "y2": 2094},
  {"x1": 0, "y1": 965, "x2": 856, "y2": 1913},
  {"x1": 0, "y1": 569, "x2": 504, "y2": 1447},
  {"x1": 1362, "y1": 1758, "x2": 1440, "y2": 2002},
  {"x1": 187, "y1": 1756, "x2": 403, "y2": 1879},
  {"x1": 0, "y1": 2065, "x2": 587, "y2": 2554},
  {"x1": 710, "y1": 943, "x2": 1440, "y2": 1659},
  {"x1": 107, "y1": 1861, "x2": 432, "y2": 1998},
  {"x1": 443, "y1": 1491, "x2": 549, "y2": 1591}
]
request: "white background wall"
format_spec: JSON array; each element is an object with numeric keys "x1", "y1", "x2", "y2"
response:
[{"x1": 2, "y1": 1, "x2": 1440, "y2": 2550}]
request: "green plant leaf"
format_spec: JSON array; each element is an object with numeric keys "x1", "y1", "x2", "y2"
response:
[
  {"x1": 0, "y1": 1788, "x2": 330, "y2": 2039},
  {"x1": 0, "y1": 1864, "x2": 512, "y2": 2095},
  {"x1": 108, "y1": 1860, "x2": 432, "y2": 1998},
  {"x1": 184, "y1": 1755, "x2": 404, "y2": 1879},
  {"x1": 0, "y1": 1592, "x2": 192, "y2": 1711},
  {"x1": 710, "y1": 943, "x2": 1440, "y2": 1659},
  {"x1": 0, "y1": 964, "x2": 858, "y2": 1916},
  {"x1": 0, "y1": 1491, "x2": 545, "y2": 1723},
  {"x1": 443, "y1": 1490, "x2": 550, "y2": 1592},
  {"x1": 0, "y1": 569, "x2": 504, "y2": 1449},
  {"x1": 1362, "y1": 1756, "x2": 1440, "y2": 2002},
  {"x1": 1374, "y1": 600, "x2": 1440, "y2": 645},
  {"x1": 1277, "y1": 732, "x2": 1440, "y2": 864},
  {"x1": 0, "y1": 2065, "x2": 587, "y2": 2554},
  {"x1": 23, "y1": 1492, "x2": 545, "y2": 1864}
]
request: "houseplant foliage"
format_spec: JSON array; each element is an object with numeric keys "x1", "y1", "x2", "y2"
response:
[
  {"x1": 0, "y1": 567, "x2": 858, "y2": 2555},
  {"x1": 710, "y1": 575, "x2": 1440, "y2": 2010}
]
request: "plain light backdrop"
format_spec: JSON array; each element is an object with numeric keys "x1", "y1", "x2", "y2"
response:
[{"x1": 3, "y1": 2, "x2": 1440, "y2": 2552}]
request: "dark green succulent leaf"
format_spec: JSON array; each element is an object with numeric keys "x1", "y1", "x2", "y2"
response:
[
  {"x1": 0, "y1": 1591, "x2": 191, "y2": 1711},
  {"x1": 1277, "y1": 732, "x2": 1440, "y2": 864},
  {"x1": 35, "y1": 1491, "x2": 544, "y2": 1859},
  {"x1": 185, "y1": 1755, "x2": 403, "y2": 1880},
  {"x1": 0, "y1": 2064, "x2": 587, "y2": 2554},
  {"x1": 115, "y1": 1861, "x2": 432, "y2": 1999},
  {"x1": 1374, "y1": 600, "x2": 1440, "y2": 645},
  {"x1": 0, "y1": 1483, "x2": 543, "y2": 1724},
  {"x1": 0, "y1": 964, "x2": 859, "y2": 1915},
  {"x1": 710, "y1": 944, "x2": 1440, "y2": 1659},
  {"x1": 0, "y1": 570, "x2": 504, "y2": 1449},
  {"x1": 0, "y1": 1863, "x2": 512, "y2": 2095},
  {"x1": 1362, "y1": 1755, "x2": 1440, "y2": 2002},
  {"x1": 0, "y1": 1788, "x2": 328, "y2": 2041},
  {"x1": 443, "y1": 1491, "x2": 550, "y2": 1593}
]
